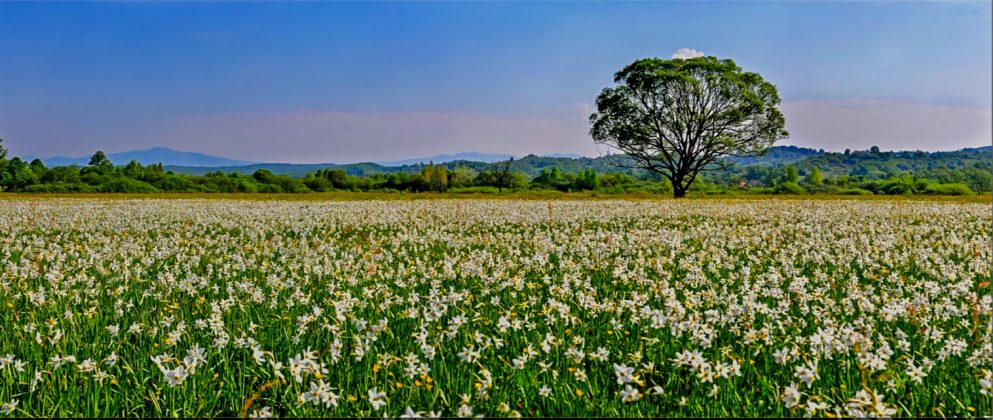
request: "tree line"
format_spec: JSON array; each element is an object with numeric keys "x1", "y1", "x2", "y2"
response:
[{"x1": 0, "y1": 141, "x2": 986, "y2": 196}]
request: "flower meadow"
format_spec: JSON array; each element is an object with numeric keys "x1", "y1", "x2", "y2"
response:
[{"x1": 0, "y1": 198, "x2": 990, "y2": 417}]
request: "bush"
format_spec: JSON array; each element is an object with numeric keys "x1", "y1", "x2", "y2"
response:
[
  {"x1": 835, "y1": 188, "x2": 874, "y2": 195},
  {"x1": 773, "y1": 182, "x2": 806, "y2": 194},
  {"x1": 448, "y1": 186, "x2": 503, "y2": 194},
  {"x1": 98, "y1": 178, "x2": 159, "y2": 193},
  {"x1": 22, "y1": 182, "x2": 95, "y2": 193},
  {"x1": 923, "y1": 183, "x2": 975, "y2": 196},
  {"x1": 878, "y1": 178, "x2": 917, "y2": 195}
]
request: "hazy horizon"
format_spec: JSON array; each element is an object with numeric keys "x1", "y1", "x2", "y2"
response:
[{"x1": 1, "y1": 2, "x2": 990, "y2": 164}]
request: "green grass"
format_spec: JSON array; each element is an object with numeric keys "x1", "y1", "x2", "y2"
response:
[
  {"x1": 1, "y1": 190, "x2": 989, "y2": 203},
  {"x1": 0, "y1": 198, "x2": 989, "y2": 417}
]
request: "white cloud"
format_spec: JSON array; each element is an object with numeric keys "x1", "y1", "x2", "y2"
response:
[
  {"x1": 671, "y1": 48, "x2": 705, "y2": 60},
  {"x1": 576, "y1": 102, "x2": 595, "y2": 120}
]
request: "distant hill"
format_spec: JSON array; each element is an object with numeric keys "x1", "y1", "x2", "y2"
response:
[
  {"x1": 727, "y1": 145, "x2": 823, "y2": 166},
  {"x1": 789, "y1": 146, "x2": 992, "y2": 178},
  {"x1": 541, "y1": 153, "x2": 585, "y2": 159},
  {"x1": 162, "y1": 146, "x2": 825, "y2": 177},
  {"x1": 375, "y1": 152, "x2": 513, "y2": 167},
  {"x1": 24, "y1": 145, "x2": 990, "y2": 186},
  {"x1": 29, "y1": 147, "x2": 258, "y2": 167}
]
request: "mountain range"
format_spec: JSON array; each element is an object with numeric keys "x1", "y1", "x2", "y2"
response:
[
  {"x1": 20, "y1": 145, "x2": 992, "y2": 179},
  {"x1": 25, "y1": 147, "x2": 258, "y2": 168},
  {"x1": 25, "y1": 148, "x2": 585, "y2": 168}
]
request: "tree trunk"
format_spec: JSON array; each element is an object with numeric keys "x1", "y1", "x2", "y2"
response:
[{"x1": 671, "y1": 175, "x2": 687, "y2": 198}]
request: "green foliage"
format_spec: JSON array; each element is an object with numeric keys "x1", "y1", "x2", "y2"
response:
[
  {"x1": 923, "y1": 183, "x2": 975, "y2": 196},
  {"x1": 772, "y1": 181, "x2": 806, "y2": 194},
  {"x1": 806, "y1": 167, "x2": 823, "y2": 185},
  {"x1": 1, "y1": 145, "x2": 989, "y2": 196},
  {"x1": 98, "y1": 177, "x2": 159, "y2": 193},
  {"x1": 783, "y1": 165, "x2": 799, "y2": 184},
  {"x1": 835, "y1": 188, "x2": 874, "y2": 195},
  {"x1": 88, "y1": 150, "x2": 114, "y2": 172},
  {"x1": 590, "y1": 56, "x2": 788, "y2": 197}
]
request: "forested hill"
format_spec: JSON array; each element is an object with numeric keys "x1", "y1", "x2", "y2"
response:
[
  {"x1": 162, "y1": 145, "x2": 834, "y2": 178},
  {"x1": 161, "y1": 145, "x2": 990, "y2": 180},
  {"x1": 3, "y1": 144, "x2": 990, "y2": 194}
]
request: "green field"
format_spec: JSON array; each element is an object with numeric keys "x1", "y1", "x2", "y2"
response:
[{"x1": 0, "y1": 197, "x2": 989, "y2": 417}]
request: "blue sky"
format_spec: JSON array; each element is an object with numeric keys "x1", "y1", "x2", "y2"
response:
[{"x1": 1, "y1": 1, "x2": 990, "y2": 163}]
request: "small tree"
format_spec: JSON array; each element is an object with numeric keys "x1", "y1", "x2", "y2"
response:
[
  {"x1": 448, "y1": 166, "x2": 478, "y2": 188},
  {"x1": 89, "y1": 150, "x2": 113, "y2": 172},
  {"x1": 806, "y1": 166, "x2": 824, "y2": 186},
  {"x1": 783, "y1": 165, "x2": 799, "y2": 184},
  {"x1": 433, "y1": 165, "x2": 448, "y2": 193},
  {"x1": 590, "y1": 56, "x2": 788, "y2": 197},
  {"x1": 421, "y1": 163, "x2": 436, "y2": 192},
  {"x1": 494, "y1": 157, "x2": 514, "y2": 193}
]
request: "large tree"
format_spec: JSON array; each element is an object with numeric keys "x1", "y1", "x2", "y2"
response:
[{"x1": 590, "y1": 56, "x2": 788, "y2": 197}]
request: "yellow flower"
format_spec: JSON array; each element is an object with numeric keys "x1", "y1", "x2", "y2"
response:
[
  {"x1": 348, "y1": 395, "x2": 358, "y2": 402},
  {"x1": 575, "y1": 388, "x2": 583, "y2": 397}
]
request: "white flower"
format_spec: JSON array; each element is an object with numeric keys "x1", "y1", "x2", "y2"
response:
[
  {"x1": 979, "y1": 370, "x2": 992, "y2": 396},
  {"x1": 0, "y1": 399, "x2": 18, "y2": 415},
  {"x1": 300, "y1": 379, "x2": 338, "y2": 408},
  {"x1": 457, "y1": 346, "x2": 479, "y2": 364},
  {"x1": 0, "y1": 355, "x2": 14, "y2": 370},
  {"x1": 620, "y1": 384, "x2": 641, "y2": 403},
  {"x1": 249, "y1": 406, "x2": 273, "y2": 419},
  {"x1": 539, "y1": 385, "x2": 552, "y2": 398},
  {"x1": 251, "y1": 346, "x2": 267, "y2": 365},
  {"x1": 906, "y1": 361, "x2": 926, "y2": 384},
  {"x1": 77, "y1": 359, "x2": 96, "y2": 373},
  {"x1": 613, "y1": 363, "x2": 635, "y2": 385},
  {"x1": 164, "y1": 367, "x2": 187, "y2": 387},
  {"x1": 368, "y1": 387, "x2": 388, "y2": 411},
  {"x1": 400, "y1": 406, "x2": 423, "y2": 419},
  {"x1": 456, "y1": 404, "x2": 473, "y2": 417},
  {"x1": 794, "y1": 363, "x2": 818, "y2": 388},
  {"x1": 781, "y1": 383, "x2": 801, "y2": 408},
  {"x1": 804, "y1": 400, "x2": 827, "y2": 418}
]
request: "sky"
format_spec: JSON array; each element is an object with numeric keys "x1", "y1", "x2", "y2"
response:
[{"x1": 0, "y1": 1, "x2": 990, "y2": 164}]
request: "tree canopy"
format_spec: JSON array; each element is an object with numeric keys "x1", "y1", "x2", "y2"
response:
[{"x1": 590, "y1": 56, "x2": 788, "y2": 197}]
